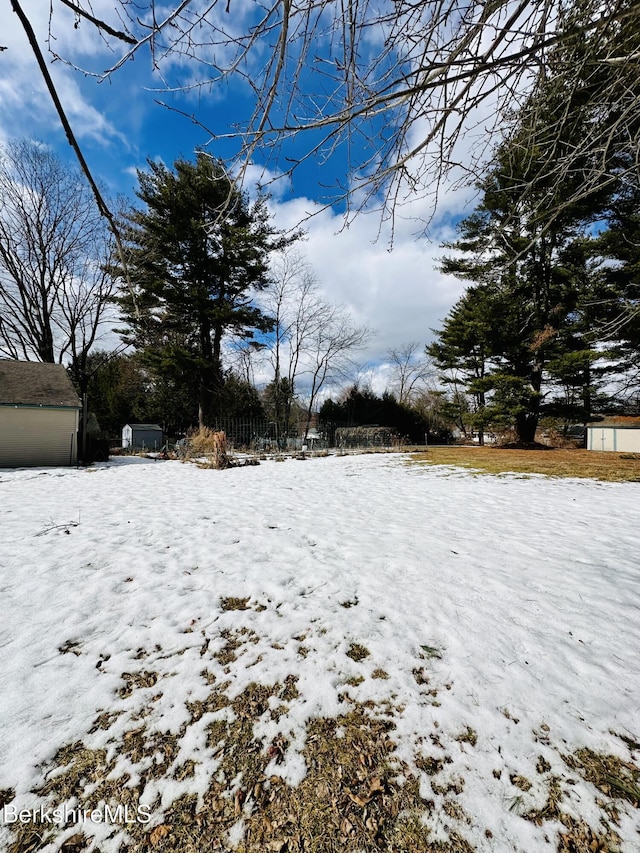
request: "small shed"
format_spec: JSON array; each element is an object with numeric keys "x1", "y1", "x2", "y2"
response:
[
  {"x1": 302, "y1": 429, "x2": 325, "y2": 450},
  {"x1": 122, "y1": 423, "x2": 164, "y2": 451},
  {"x1": 586, "y1": 416, "x2": 640, "y2": 452},
  {"x1": 0, "y1": 360, "x2": 81, "y2": 467}
]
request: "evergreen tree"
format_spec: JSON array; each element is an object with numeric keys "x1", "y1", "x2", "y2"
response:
[
  {"x1": 434, "y1": 69, "x2": 625, "y2": 442},
  {"x1": 82, "y1": 351, "x2": 196, "y2": 437},
  {"x1": 216, "y1": 372, "x2": 266, "y2": 421},
  {"x1": 319, "y1": 386, "x2": 434, "y2": 444},
  {"x1": 434, "y1": 199, "x2": 631, "y2": 439},
  {"x1": 427, "y1": 286, "x2": 499, "y2": 443},
  {"x1": 594, "y1": 190, "x2": 640, "y2": 407},
  {"x1": 115, "y1": 154, "x2": 294, "y2": 427}
]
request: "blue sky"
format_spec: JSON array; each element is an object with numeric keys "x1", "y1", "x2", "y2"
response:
[{"x1": 0, "y1": 0, "x2": 471, "y2": 393}]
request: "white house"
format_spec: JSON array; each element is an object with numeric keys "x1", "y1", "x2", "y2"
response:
[{"x1": 0, "y1": 360, "x2": 81, "y2": 467}]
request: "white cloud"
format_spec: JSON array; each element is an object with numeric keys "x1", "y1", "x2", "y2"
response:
[
  {"x1": 0, "y1": 0, "x2": 474, "y2": 403},
  {"x1": 270, "y1": 193, "x2": 467, "y2": 354},
  {"x1": 0, "y1": 2, "x2": 131, "y2": 149}
]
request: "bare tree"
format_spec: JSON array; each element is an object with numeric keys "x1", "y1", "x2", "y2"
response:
[
  {"x1": 28, "y1": 0, "x2": 639, "y2": 233},
  {"x1": 262, "y1": 252, "x2": 326, "y2": 443},
  {"x1": 387, "y1": 342, "x2": 433, "y2": 405},
  {"x1": 263, "y1": 250, "x2": 373, "y2": 441},
  {"x1": 0, "y1": 139, "x2": 116, "y2": 391},
  {"x1": 300, "y1": 308, "x2": 374, "y2": 441},
  {"x1": 228, "y1": 340, "x2": 266, "y2": 388}
]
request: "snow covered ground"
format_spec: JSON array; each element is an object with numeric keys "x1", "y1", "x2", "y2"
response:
[{"x1": 0, "y1": 453, "x2": 638, "y2": 852}]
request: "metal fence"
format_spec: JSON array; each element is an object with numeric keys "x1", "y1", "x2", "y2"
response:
[
  {"x1": 208, "y1": 418, "x2": 404, "y2": 451},
  {"x1": 210, "y1": 418, "x2": 312, "y2": 451}
]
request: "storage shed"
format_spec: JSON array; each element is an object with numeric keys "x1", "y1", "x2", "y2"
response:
[
  {"x1": 122, "y1": 423, "x2": 164, "y2": 451},
  {"x1": 586, "y1": 416, "x2": 640, "y2": 452},
  {"x1": 0, "y1": 360, "x2": 81, "y2": 467}
]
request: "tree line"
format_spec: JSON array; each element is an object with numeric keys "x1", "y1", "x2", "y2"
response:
[
  {"x1": 4, "y1": 0, "x2": 639, "y2": 448},
  {"x1": 0, "y1": 142, "x2": 372, "y2": 440},
  {"x1": 4, "y1": 0, "x2": 640, "y2": 447},
  {"x1": 428, "y1": 14, "x2": 640, "y2": 444},
  {"x1": 2, "y1": 128, "x2": 637, "y2": 447},
  {"x1": 0, "y1": 139, "x2": 442, "y2": 445}
]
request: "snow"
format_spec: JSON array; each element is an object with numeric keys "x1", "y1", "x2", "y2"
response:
[{"x1": 0, "y1": 453, "x2": 639, "y2": 851}]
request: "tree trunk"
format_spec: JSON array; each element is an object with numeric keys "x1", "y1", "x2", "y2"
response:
[
  {"x1": 198, "y1": 311, "x2": 221, "y2": 428},
  {"x1": 514, "y1": 412, "x2": 538, "y2": 443},
  {"x1": 515, "y1": 363, "x2": 543, "y2": 443},
  {"x1": 582, "y1": 359, "x2": 592, "y2": 423}
]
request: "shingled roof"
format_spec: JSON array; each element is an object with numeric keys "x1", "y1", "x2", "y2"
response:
[
  {"x1": 0, "y1": 360, "x2": 81, "y2": 408},
  {"x1": 587, "y1": 416, "x2": 640, "y2": 428}
]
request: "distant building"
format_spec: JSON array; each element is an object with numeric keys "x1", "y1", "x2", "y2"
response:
[
  {"x1": 586, "y1": 416, "x2": 640, "y2": 452},
  {"x1": 122, "y1": 423, "x2": 164, "y2": 451},
  {"x1": 0, "y1": 360, "x2": 81, "y2": 467}
]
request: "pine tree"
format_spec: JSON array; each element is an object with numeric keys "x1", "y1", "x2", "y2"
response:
[
  {"x1": 115, "y1": 154, "x2": 295, "y2": 426},
  {"x1": 434, "y1": 84, "x2": 621, "y2": 442},
  {"x1": 593, "y1": 190, "x2": 640, "y2": 408}
]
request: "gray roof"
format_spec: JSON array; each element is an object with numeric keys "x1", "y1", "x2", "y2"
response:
[
  {"x1": 125, "y1": 423, "x2": 163, "y2": 431},
  {"x1": 0, "y1": 360, "x2": 81, "y2": 408}
]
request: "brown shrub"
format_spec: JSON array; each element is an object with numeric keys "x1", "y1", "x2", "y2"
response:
[{"x1": 185, "y1": 428, "x2": 228, "y2": 469}]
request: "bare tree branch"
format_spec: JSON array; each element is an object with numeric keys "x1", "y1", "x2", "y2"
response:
[
  {"x1": 10, "y1": 0, "x2": 142, "y2": 321},
  {"x1": 57, "y1": 0, "x2": 137, "y2": 44},
  {"x1": 262, "y1": 250, "x2": 374, "y2": 439},
  {"x1": 387, "y1": 342, "x2": 434, "y2": 404},
  {"x1": 24, "y1": 0, "x2": 640, "y2": 233},
  {"x1": 0, "y1": 140, "x2": 116, "y2": 388}
]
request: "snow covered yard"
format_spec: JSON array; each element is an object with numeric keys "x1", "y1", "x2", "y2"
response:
[{"x1": 0, "y1": 453, "x2": 638, "y2": 853}]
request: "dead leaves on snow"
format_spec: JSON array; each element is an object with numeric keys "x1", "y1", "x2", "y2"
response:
[
  {"x1": 4, "y1": 680, "x2": 475, "y2": 853},
  {"x1": 5, "y1": 616, "x2": 640, "y2": 853},
  {"x1": 564, "y1": 747, "x2": 640, "y2": 807}
]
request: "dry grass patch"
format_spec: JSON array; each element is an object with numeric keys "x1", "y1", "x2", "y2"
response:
[
  {"x1": 454, "y1": 727, "x2": 477, "y2": 748},
  {"x1": 564, "y1": 747, "x2": 640, "y2": 805},
  {"x1": 556, "y1": 818, "x2": 622, "y2": 853},
  {"x1": 431, "y1": 776, "x2": 465, "y2": 797},
  {"x1": 35, "y1": 743, "x2": 111, "y2": 800},
  {"x1": 519, "y1": 746, "x2": 640, "y2": 852},
  {"x1": 118, "y1": 670, "x2": 158, "y2": 698},
  {"x1": 6, "y1": 742, "x2": 146, "y2": 853},
  {"x1": 214, "y1": 627, "x2": 259, "y2": 667},
  {"x1": 182, "y1": 427, "x2": 228, "y2": 469},
  {"x1": 371, "y1": 669, "x2": 389, "y2": 680},
  {"x1": 346, "y1": 643, "x2": 370, "y2": 662},
  {"x1": 0, "y1": 787, "x2": 15, "y2": 809},
  {"x1": 89, "y1": 710, "x2": 123, "y2": 733},
  {"x1": 235, "y1": 704, "x2": 474, "y2": 853},
  {"x1": 220, "y1": 596, "x2": 251, "y2": 611},
  {"x1": 411, "y1": 447, "x2": 640, "y2": 482},
  {"x1": 523, "y1": 775, "x2": 623, "y2": 853},
  {"x1": 7, "y1": 819, "x2": 70, "y2": 853},
  {"x1": 509, "y1": 774, "x2": 532, "y2": 792},
  {"x1": 9, "y1": 624, "x2": 636, "y2": 853},
  {"x1": 415, "y1": 755, "x2": 451, "y2": 776},
  {"x1": 186, "y1": 687, "x2": 231, "y2": 723},
  {"x1": 6, "y1": 685, "x2": 477, "y2": 853}
]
